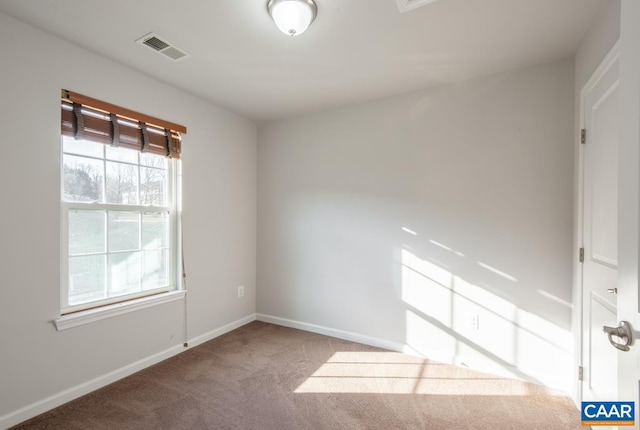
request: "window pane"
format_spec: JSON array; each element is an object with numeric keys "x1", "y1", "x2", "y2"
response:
[
  {"x1": 69, "y1": 255, "x2": 106, "y2": 305},
  {"x1": 63, "y1": 155, "x2": 104, "y2": 202},
  {"x1": 63, "y1": 136, "x2": 104, "y2": 158},
  {"x1": 142, "y1": 249, "x2": 168, "y2": 290},
  {"x1": 140, "y1": 152, "x2": 167, "y2": 168},
  {"x1": 69, "y1": 210, "x2": 105, "y2": 255},
  {"x1": 142, "y1": 212, "x2": 168, "y2": 249},
  {"x1": 108, "y1": 211, "x2": 140, "y2": 252},
  {"x1": 140, "y1": 167, "x2": 167, "y2": 206},
  {"x1": 106, "y1": 161, "x2": 139, "y2": 204},
  {"x1": 108, "y1": 252, "x2": 141, "y2": 296},
  {"x1": 106, "y1": 145, "x2": 139, "y2": 164}
]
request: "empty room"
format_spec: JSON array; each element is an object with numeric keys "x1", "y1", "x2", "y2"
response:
[{"x1": 0, "y1": 0, "x2": 638, "y2": 429}]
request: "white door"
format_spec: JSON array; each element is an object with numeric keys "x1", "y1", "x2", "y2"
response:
[
  {"x1": 617, "y1": 0, "x2": 640, "y2": 425},
  {"x1": 581, "y1": 46, "x2": 620, "y2": 408},
  {"x1": 581, "y1": 1, "x2": 640, "y2": 425}
]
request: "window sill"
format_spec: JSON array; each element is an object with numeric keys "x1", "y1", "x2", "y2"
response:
[{"x1": 54, "y1": 290, "x2": 186, "y2": 331}]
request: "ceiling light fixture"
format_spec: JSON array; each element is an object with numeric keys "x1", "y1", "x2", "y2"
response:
[{"x1": 267, "y1": 0, "x2": 318, "y2": 36}]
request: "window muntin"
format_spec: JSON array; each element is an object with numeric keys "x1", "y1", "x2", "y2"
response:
[{"x1": 61, "y1": 136, "x2": 176, "y2": 312}]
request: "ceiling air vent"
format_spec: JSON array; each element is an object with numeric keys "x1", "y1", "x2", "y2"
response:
[
  {"x1": 395, "y1": 0, "x2": 441, "y2": 13},
  {"x1": 135, "y1": 32, "x2": 190, "y2": 62}
]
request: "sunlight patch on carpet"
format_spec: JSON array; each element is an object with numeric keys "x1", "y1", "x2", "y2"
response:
[{"x1": 294, "y1": 351, "x2": 560, "y2": 396}]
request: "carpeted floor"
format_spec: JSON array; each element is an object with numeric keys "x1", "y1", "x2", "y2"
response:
[{"x1": 13, "y1": 321, "x2": 585, "y2": 430}]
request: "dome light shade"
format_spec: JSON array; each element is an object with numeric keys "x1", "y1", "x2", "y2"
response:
[{"x1": 267, "y1": 0, "x2": 318, "y2": 36}]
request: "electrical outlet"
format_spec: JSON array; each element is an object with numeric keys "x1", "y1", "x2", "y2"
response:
[
  {"x1": 466, "y1": 312, "x2": 480, "y2": 330},
  {"x1": 237, "y1": 285, "x2": 245, "y2": 298}
]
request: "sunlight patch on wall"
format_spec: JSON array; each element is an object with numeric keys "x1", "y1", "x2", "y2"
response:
[
  {"x1": 406, "y1": 309, "x2": 457, "y2": 362},
  {"x1": 402, "y1": 266, "x2": 452, "y2": 327},
  {"x1": 399, "y1": 249, "x2": 572, "y2": 390},
  {"x1": 401, "y1": 249, "x2": 453, "y2": 287},
  {"x1": 429, "y1": 239, "x2": 466, "y2": 257},
  {"x1": 515, "y1": 309, "x2": 572, "y2": 376},
  {"x1": 402, "y1": 227, "x2": 418, "y2": 235},
  {"x1": 537, "y1": 289, "x2": 573, "y2": 309},
  {"x1": 476, "y1": 261, "x2": 519, "y2": 282}
]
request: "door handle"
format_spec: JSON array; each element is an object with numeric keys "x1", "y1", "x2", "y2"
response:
[{"x1": 602, "y1": 321, "x2": 633, "y2": 352}]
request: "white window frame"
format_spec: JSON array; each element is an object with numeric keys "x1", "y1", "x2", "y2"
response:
[{"x1": 58, "y1": 137, "x2": 182, "y2": 322}]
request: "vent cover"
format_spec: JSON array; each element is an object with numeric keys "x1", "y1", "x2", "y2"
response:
[
  {"x1": 395, "y1": 0, "x2": 440, "y2": 13},
  {"x1": 136, "y1": 32, "x2": 190, "y2": 62}
]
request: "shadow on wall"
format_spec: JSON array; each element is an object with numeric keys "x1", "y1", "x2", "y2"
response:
[{"x1": 395, "y1": 227, "x2": 572, "y2": 390}]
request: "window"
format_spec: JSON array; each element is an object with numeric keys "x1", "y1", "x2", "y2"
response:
[{"x1": 60, "y1": 90, "x2": 186, "y2": 315}]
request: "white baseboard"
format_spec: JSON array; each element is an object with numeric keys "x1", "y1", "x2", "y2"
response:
[
  {"x1": 256, "y1": 314, "x2": 455, "y2": 364},
  {"x1": 256, "y1": 314, "x2": 570, "y2": 393},
  {"x1": 0, "y1": 344, "x2": 184, "y2": 430},
  {"x1": 189, "y1": 314, "x2": 256, "y2": 348},
  {"x1": 256, "y1": 313, "x2": 408, "y2": 353},
  {"x1": 1, "y1": 313, "x2": 568, "y2": 429},
  {"x1": 0, "y1": 314, "x2": 257, "y2": 430}
]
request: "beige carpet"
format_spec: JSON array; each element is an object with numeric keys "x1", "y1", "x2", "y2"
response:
[{"x1": 13, "y1": 321, "x2": 585, "y2": 429}]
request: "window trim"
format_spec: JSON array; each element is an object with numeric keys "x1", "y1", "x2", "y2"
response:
[
  {"x1": 60, "y1": 138, "x2": 182, "y2": 315},
  {"x1": 58, "y1": 91, "x2": 185, "y2": 326},
  {"x1": 54, "y1": 290, "x2": 186, "y2": 331}
]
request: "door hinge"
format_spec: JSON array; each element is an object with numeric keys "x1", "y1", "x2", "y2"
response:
[
  {"x1": 581, "y1": 128, "x2": 586, "y2": 144},
  {"x1": 579, "y1": 247, "x2": 584, "y2": 263},
  {"x1": 578, "y1": 365, "x2": 584, "y2": 381}
]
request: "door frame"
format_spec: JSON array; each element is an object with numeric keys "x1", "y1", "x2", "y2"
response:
[{"x1": 574, "y1": 40, "x2": 621, "y2": 405}]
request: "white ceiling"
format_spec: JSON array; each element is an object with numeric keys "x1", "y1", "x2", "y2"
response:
[{"x1": 0, "y1": 0, "x2": 603, "y2": 122}]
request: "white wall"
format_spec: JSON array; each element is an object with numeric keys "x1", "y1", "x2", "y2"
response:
[
  {"x1": 257, "y1": 60, "x2": 575, "y2": 391},
  {"x1": 575, "y1": 1, "x2": 621, "y2": 91},
  {"x1": 0, "y1": 13, "x2": 256, "y2": 427},
  {"x1": 571, "y1": 0, "x2": 620, "y2": 402}
]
